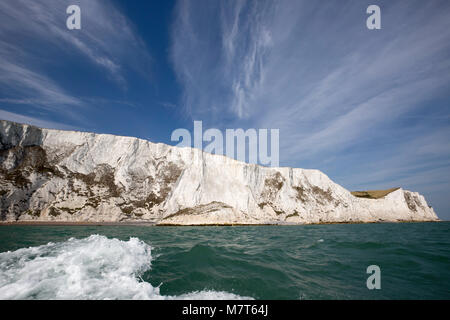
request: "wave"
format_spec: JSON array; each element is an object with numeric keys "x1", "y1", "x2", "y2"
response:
[{"x1": 0, "y1": 235, "x2": 252, "y2": 300}]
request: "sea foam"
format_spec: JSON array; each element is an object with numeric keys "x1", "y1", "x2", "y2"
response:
[{"x1": 0, "y1": 235, "x2": 251, "y2": 300}]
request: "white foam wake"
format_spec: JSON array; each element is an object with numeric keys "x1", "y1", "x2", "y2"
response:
[{"x1": 0, "y1": 235, "x2": 252, "y2": 300}]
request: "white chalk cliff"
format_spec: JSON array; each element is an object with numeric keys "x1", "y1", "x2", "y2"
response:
[{"x1": 0, "y1": 120, "x2": 439, "y2": 224}]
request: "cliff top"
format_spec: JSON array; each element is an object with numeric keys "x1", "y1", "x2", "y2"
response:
[{"x1": 351, "y1": 188, "x2": 400, "y2": 199}]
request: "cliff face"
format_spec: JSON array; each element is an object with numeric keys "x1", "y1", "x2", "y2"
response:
[{"x1": 0, "y1": 120, "x2": 439, "y2": 224}]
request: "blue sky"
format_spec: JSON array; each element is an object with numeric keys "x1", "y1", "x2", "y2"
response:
[{"x1": 0, "y1": 0, "x2": 449, "y2": 219}]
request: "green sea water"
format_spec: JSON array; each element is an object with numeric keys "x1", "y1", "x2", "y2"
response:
[{"x1": 0, "y1": 222, "x2": 448, "y2": 300}]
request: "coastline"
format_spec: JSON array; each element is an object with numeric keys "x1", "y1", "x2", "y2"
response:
[
  {"x1": 0, "y1": 120, "x2": 439, "y2": 225},
  {"x1": 0, "y1": 221, "x2": 156, "y2": 227},
  {"x1": 0, "y1": 219, "x2": 443, "y2": 227}
]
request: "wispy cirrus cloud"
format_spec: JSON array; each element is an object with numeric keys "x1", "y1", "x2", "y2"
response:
[
  {"x1": 0, "y1": 51, "x2": 83, "y2": 106},
  {"x1": 171, "y1": 0, "x2": 275, "y2": 119},
  {"x1": 170, "y1": 0, "x2": 450, "y2": 218},
  {"x1": 0, "y1": 0, "x2": 151, "y2": 125},
  {"x1": 0, "y1": 0, "x2": 151, "y2": 87},
  {"x1": 0, "y1": 109, "x2": 80, "y2": 131}
]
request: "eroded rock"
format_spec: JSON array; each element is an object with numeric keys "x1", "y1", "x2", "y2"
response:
[{"x1": 0, "y1": 120, "x2": 440, "y2": 224}]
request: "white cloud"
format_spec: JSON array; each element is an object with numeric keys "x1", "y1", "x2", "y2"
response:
[
  {"x1": 171, "y1": 0, "x2": 450, "y2": 160},
  {"x1": 0, "y1": 109, "x2": 80, "y2": 131},
  {"x1": 170, "y1": 0, "x2": 450, "y2": 218},
  {"x1": 0, "y1": 0, "x2": 151, "y2": 87},
  {"x1": 0, "y1": 55, "x2": 83, "y2": 107},
  {"x1": 0, "y1": 0, "x2": 152, "y2": 125}
]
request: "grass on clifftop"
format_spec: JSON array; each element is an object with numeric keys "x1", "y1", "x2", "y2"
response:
[{"x1": 351, "y1": 188, "x2": 400, "y2": 199}]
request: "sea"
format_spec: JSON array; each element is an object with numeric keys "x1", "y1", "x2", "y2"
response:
[{"x1": 0, "y1": 222, "x2": 448, "y2": 300}]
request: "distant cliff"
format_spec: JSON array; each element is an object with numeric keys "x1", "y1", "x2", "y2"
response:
[{"x1": 0, "y1": 120, "x2": 439, "y2": 225}]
